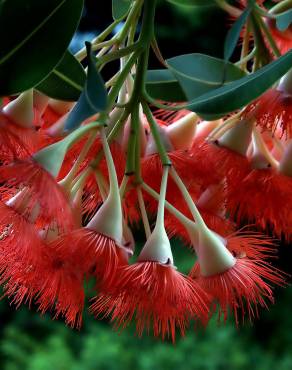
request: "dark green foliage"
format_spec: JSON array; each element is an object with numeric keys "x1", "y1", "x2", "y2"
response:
[{"x1": 0, "y1": 0, "x2": 84, "y2": 96}]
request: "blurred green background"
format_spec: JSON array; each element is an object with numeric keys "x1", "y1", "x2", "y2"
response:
[{"x1": 1, "y1": 1, "x2": 292, "y2": 369}]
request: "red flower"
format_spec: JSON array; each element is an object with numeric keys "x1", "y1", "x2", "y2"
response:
[
  {"x1": 227, "y1": 168, "x2": 292, "y2": 241},
  {"x1": 0, "y1": 159, "x2": 75, "y2": 231},
  {"x1": 55, "y1": 228, "x2": 129, "y2": 288},
  {"x1": 248, "y1": 88, "x2": 292, "y2": 138},
  {"x1": 191, "y1": 233, "x2": 285, "y2": 324},
  {"x1": 1, "y1": 237, "x2": 85, "y2": 328},
  {"x1": 154, "y1": 107, "x2": 190, "y2": 124},
  {"x1": 190, "y1": 140, "x2": 251, "y2": 188},
  {"x1": 0, "y1": 201, "x2": 43, "y2": 264},
  {"x1": 165, "y1": 208, "x2": 235, "y2": 246},
  {"x1": 35, "y1": 242, "x2": 85, "y2": 329},
  {"x1": 91, "y1": 262, "x2": 211, "y2": 342},
  {"x1": 0, "y1": 113, "x2": 39, "y2": 161}
]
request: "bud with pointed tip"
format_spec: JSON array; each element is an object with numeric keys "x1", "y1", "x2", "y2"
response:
[
  {"x1": 278, "y1": 69, "x2": 292, "y2": 96},
  {"x1": 145, "y1": 125, "x2": 173, "y2": 156},
  {"x1": 166, "y1": 112, "x2": 198, "y2": 150},
  {"x1": 3, "y1": 90, "x2": 34, "y2": 128},
  {"x1": 86, "y1": 194, "x2": 123, "y2": 245},
  {"x1": 33, "y1": 91, "x2": 49, "y2": 116},
  {"x1": 46, "y1": 112, "x2": 69, "y2": 137},
  {"x1": 196, "y1": 119, "x2": 222, "y2": 142},
  {"x1": 49, "y1": 99, "x2": 74, "y2": 116},
  {"x1": 187, "y1": 223, "x2": 235, "y2": 277},
  {"x1": 251, "y1": 129, "x2": 279, "y2": 169},
  {"x1": 218, "y1": 119, "x2": 253, "y2": 156},
  {"x1": 6, "y1": 189, "x2": 40, "y2": 224},
  {"x1": 138, "y1": 225, "x2": 174, "y2": 265}
]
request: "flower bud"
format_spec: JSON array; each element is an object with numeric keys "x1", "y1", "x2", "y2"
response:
[
  {"x1": 3, "y1": 90, "x2": 34, "y2": 128},
  {"x1": 218, "y1": 119, "x2": 253, "y2": 156},
  {"x1": 166, "y1": 112, "x2": 198, "y2": 150}
]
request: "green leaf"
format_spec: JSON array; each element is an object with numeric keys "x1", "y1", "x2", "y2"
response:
[
  {"x1": 112, "y1": 0, "x2": 132, "y2": 20},
  {"x1": 167, "y1": 54, "x2": 246, "y2": 100},
  {"x1": 276, "y1": 9, "x2": 292, "y2": 32},
  {"x1": 145, "y1": 69, "x2": 187, "y2": 102},
  {"x1": 167, "y1": 0, "x2": 215, "y2": 7},
  {"x1": 184, "y1": 50, "x2": 292, "y2": 119},
  {"x1": 65, "y1": 42, "x2": 108, "y2": 131},
  {"x1": 0, "y1": 0, "x2": 84, "y2": 96},
  {"x1": 36, "y1": 50, "x2": 86, "y2": 101},
  {"x1": 224, "y1": 8, "x2": 250, "y2": 61}
]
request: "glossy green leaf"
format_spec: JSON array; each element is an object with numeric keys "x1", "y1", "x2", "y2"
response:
[
  {"x1": 145, "y1": 69, "x2": 187, "y2": 102},
  {"x1": 224, "y1": 8, "x2": 250, "y2": 61},
  {"x1": 112, "y1": 0, "x2": 132, "y2": 20},
  {"x1": 184, "y1": 49, "x2": 292, "y2": 119},
  {"x1": 0, "y1": 0, "x2": 84, "y2": 96},
  {"x1": 167, "y1": 0, "x2": 215, "y2": 7},
  {"x1": 276, "y1": 9, "x2": 292, "y2": 31},
  {"x1": 36, "y1": 50, "x2": 86, "y2": 101},
  {"x1": 167, "y1": 54, "x2": 246, "y2": 100},
  {"x1": 65, "y1": 43, "x2": 108, "y2": 131}
]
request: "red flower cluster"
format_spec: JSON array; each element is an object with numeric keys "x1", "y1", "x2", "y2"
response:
[{"x1": 0, "y1": 76, "x2": 289, "y2": 342}]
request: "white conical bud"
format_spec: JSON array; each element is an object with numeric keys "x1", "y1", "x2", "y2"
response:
[
  {"x1": 45, "y1": 112, "x2": 69, "y2": 137},
  {"x1": 197, "y1": 119, "x2": 222, "y2": 141},
  {"x1": 49, "y1": 99, "x2": 74, "y2": 115},
  {"x1": 166, "y1": 112, "x2": 198, "y2": 150},
  {"x1": 278, "y1": 69, "x2": 292, "y2": 96},
  {"x1": 187, "y1": 223, "x2": 235, "y2": 277},
  {"x1": 145, "y1": 125, "x2": 173, "y2": 156},
  {"x1": 138, "y1": 225, "x2": 173, "y2": 265},
  {"x1": 33, "y1": 90, "x2": 49, "y2": 116},
  {"x1": 218, "y1": 119, "x2": 253, "y2": 156},
  {"x1": 198, "y1": 228, "x2": 235, "y2": 277},
  {"x1": 6, "y1": 189, "x2": 40, "y2": 223},
  {"x1": 3, "y1": 90, "x2": 34, "y2": 128},
  {"x1": 86, "y1": 194, "x2": 123, "y2": 245}
]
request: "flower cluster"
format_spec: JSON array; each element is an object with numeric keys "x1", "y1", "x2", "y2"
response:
[{"x1": 0, "y1": 0, "x2": 291, "y2": 343}]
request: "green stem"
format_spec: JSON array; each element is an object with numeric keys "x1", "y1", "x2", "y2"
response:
[
  {"x1": 70, "y1": 167, "x2": 91, "y2": 199},
  {"x1": 75, "y1": 19, "x2": 121, "y2": 61},
  {"x1": 116, "y1": 0, "x2": 143, "y2": 43},
  {"x1": 97, "y1": 44, "x2": 141, "y2": 67},
  {"x1": 269, "y1": 0, "x2": 292, "y2": 14},
  {"x1": 100, "y1": 127, "x2": 120, "y2": 203},
  {"x1": 142, "y1": 182, "x2": 196, "y2": 230},
  {"x1": 107, "y1": 52, "x2": 139, "y2": 110},
  {"x1": 170, "y1": 168, "x2": 207, "y2": 231},
  {"x1": 214, "y1": 0, "x2": 241, "y2": 17},
  {"x1": 60, "y1": 131, "x2": 97, "y2": 190},
  {"x1": 143, "y1": 91, "x2": 187, "y2": 111},
  {"x1": 255, "y1": 12, "x2": 281, "y2": 57},
  {"x1": 137, "y1": 186, "x2": 151, "y2": 239},
  {"x1": 239, "y1": 22, "x2": 251, "y2": 71},
  {"x1": 142, "y1": 101, "x2": 172, "y2": 166},
  {"x1": 236, "y1": 47, "x2": 256, "y2": 68},
  {"x1": 254, "y1": 4, "x2": 276, "y2": 19},
  {"x1": 90, "y1": 110, "x2": 130, "y2": 169},
  {"x1": 94, "y1": 170, "x2": 109, "y2": 201},
  {"x1": 156, "y1": 166, "x2": 169, "y2": 227},
  {"x1": 126, "y1": 105, "x2": 142, "y2": 181}
]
